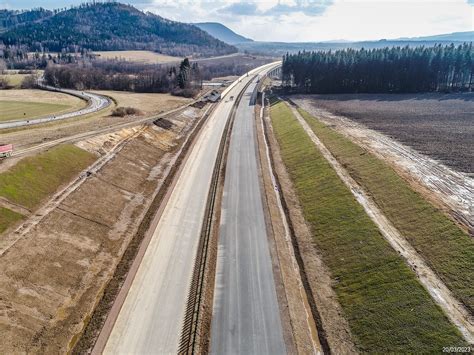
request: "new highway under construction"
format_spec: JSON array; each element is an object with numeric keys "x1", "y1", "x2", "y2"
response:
[
  {"x1": 93, "y1": 62, "x2": 288, "y2": 354},
  {"x1": 2, "y1": 59, "x2": 472, "y2": 354}
]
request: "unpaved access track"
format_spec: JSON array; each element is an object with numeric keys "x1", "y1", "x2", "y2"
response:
[
  {"x1": 287, "y1": 102, "x2": 474, "y2": 344},
  {"x1": 292, "y1": 96, "x2": 474, "y2": 234},
  {"x1": 0, "y1": 98, "x2": 203, "y2": 178}
]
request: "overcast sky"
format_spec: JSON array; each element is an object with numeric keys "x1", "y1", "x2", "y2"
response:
[{"x1": 1, "y1": 0, "x2": 473, "y2": 42}]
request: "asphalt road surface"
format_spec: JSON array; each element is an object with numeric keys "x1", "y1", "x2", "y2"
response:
[
  {"x1": 210, "y1": 77, "x2": 286, "y2": 354},
  {"x1": 0, "y1": 85, "x2": 110, "y2": 129},
  {"x1": 102, "y1": 63, "x2": 279, "y2": 354}
]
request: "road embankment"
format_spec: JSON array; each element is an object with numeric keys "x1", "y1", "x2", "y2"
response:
[
  {"x1": 0, "y1": 103, "x2": 209, "y2": 354},
  {"x1": 292, "y1": 103, "x2": 474, "y2": 343},
  {"x1": 268, "y1": 98, "x2": 467, "y2": 352}
]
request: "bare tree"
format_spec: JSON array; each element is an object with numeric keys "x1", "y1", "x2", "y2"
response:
[{"x1": 0, "y1": 59, "x2": 6, "y2": 74}]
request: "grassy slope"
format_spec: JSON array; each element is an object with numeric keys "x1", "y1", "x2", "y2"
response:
[
  {"x1": 0, "y1": 144, "x2": 96, "y2": 209},
  {"x1": 0, "y1": 207, "x2": 23, "y2": 233},
  {"x1": 298, "y1": 107, "x2": 474, "y2": 314},
  {"x1": 270, "y1": 101, "x2": 465, "y2": 352},
  {"x1": 0, "y1": 100, "x2": 73, "y2": 121}
]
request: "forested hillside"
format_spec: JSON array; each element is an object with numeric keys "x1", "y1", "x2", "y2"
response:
[
  {"x1": 282, "y1": 44, "x2": 473, "y2": 93},
  {"x1": 0, "y1": 2, "x2": 236, "y2": 57},
  {"x1": 0, "y1": 8, "x2": 52, "y2": 30}
]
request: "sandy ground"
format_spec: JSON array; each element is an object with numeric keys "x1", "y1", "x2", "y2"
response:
[
  {"x1": 264, "y1": 102, "x2": 357, "y2": 353},
  {"x1": 0, "y1": 89, "x2": 84, "y2": 107},
  {"x1": 93, "y1": 51, "x2": 182, "y2": 63},
  {"x1": 287, "y1": 102, "x2": 474, "y2": 344},
  {"x1": 292, "y1": 97, "x2": 474, "y2": 234},
  {"x1": 0, "y1": 105, "x2": 205, "y2": 353},
  {"x1": 90, "y1": 90, "x2": 191, "y2": 115}
]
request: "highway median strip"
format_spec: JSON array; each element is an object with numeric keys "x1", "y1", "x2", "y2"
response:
[{"x1": 269, "y1": 99, "x2": 466, "y2": 352}]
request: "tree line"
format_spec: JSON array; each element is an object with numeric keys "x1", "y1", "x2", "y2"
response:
[
  {"x1": 41, "y1": 55, "x2": 270, "y2": 96},
  {"x1": 282, "y1": 43, "x2": 473, "y2": 93},
  {"x1": 44, "y1": 58, "x2": 201, "y2": 97}
]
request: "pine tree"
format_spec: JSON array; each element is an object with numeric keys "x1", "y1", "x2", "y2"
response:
[{"x1": 282, "y1": 44, "x2": 473, "y2": 94}]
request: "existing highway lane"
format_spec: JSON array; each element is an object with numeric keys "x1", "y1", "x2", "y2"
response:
[
  {"x1": 101, "y1": 63, "x2": 279, "y2": 354},
  {"x1": 210, "y1": 72, "x2": 286, "y2": 354}
]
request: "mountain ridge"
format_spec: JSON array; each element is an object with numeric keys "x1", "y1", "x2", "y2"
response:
[
  {"x1": 194, "y1": 22, "x2": 253, "y2": 44},
  {"x1": 395, "y1": 31, "x2": 473, "y2": 42},
  {"x1": 0, "y1": 3, "x2": 237, "y2": 57}
]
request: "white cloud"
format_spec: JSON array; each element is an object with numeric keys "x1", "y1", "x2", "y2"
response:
[
  {"x1": 3, "y1": 0, "x2": 473, "y2": 41},
  {"x1": 308, "y1": 0, "x2": 474, "y2": 41},
  {"x1": 120, "y1": 0, "x2": 474, "y2": 42}
]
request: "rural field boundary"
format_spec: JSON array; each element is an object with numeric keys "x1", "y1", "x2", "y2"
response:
[
  {"x1": 285, "y1": 100, "x2": 474, "y2": 344},
  {"x1": 269, "y1": 98, "x2": 467, "y2": 351}
]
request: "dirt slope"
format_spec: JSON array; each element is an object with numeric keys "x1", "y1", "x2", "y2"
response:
[{"x1": 0, "y1": 106, "x2": 205, "y2": 353}]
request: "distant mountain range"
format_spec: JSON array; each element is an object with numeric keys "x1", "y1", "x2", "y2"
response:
[
  {"x1": 0, "y1": 2, "x2": 471, "y2": 58},
  {"x1": 0, "y1": 3, "x2": 236, "y2": 57},
  {"x1": 194, "y1": 22, "x2": 253, "y2": 44},
  {"x1": 236, "y1": 31, "x2": 473, "y2": 56},
  {"x1": 396, "y1": 31, "x2": 473, "y2": 42}
]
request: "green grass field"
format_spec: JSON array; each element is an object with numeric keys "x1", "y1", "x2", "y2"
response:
[
  {"x1": 0, "y1": 144, "x2": 96, "y2": 210},
  {"x1": 0, "y1": 207, "x2": 23, "y2": 233},
  {"x1": 270, "y1": 100, "x2": 465, "y2": 352},
  {"x1": 0, "y1": 100, "x2": 73, "y2": 121},
  {"x1": 297, "y1": 107, "x2": 474, "y2": 315}
]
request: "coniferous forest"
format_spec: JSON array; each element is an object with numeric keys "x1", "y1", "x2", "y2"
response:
[{"x1": 282, "y1": 43, "x2": 473, "y2": 93}]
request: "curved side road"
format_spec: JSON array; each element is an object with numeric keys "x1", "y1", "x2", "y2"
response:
[
  {"x1": 0, "y1": 83, "x2": 111, "y2": 129},
  {"x1": 98, "y1": 63, "x2": 279, "y2": 354}
]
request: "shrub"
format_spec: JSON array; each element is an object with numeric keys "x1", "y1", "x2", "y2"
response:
[
  {"x1": 20, "y1": 74, "x2": 38, "y2": 89},
  {"x1": 111, "y1": 106, "x2": 142, "y2": 117}
]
